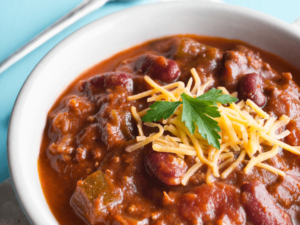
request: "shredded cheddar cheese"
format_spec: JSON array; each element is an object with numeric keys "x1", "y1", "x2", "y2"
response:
[{"x1": 127, "y1": 69, "x2": 300, "y2": 186}]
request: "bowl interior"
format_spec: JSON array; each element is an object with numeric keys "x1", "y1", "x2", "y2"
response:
[{"x1": 8, "y1": 1, "x2": 300, "y2": 225}]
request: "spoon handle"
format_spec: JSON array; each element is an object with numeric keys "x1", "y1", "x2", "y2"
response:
[{"x1": 0, "y1": 0, "x2": 108, "y2": 74}]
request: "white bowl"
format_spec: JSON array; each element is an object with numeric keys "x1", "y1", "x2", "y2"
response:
[{"x1": 8, "y1": 1, "x2": 300, "y2": 225}]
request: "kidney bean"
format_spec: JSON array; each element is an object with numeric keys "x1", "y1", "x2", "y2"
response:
[
  {"x1": 241, "y1": 180, "x2": 292, "y2": 225},
  {"x1": 135, "y1": 54, "x2": 180, "y2": 83},
  {"x1": 145, "y1": 150, "x2": 187, "y2": 186},
  {"x1": 80, "y1": 72, "x2": 133, "y2": 93},
  {"x1": 238, "y1": 73, "x2": 266, "y2": 107}
]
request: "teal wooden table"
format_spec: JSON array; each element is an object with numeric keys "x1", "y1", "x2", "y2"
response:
[{"x1": 1, "y1": 0, "x2": 300, "y2": 184}]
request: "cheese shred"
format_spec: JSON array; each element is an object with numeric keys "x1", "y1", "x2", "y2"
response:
[{"x1": 126, "y1": 68, "x2": 298, "y2": 185}]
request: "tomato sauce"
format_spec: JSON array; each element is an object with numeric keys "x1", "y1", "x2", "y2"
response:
[{"x1": 39, "y1": 35, "x2": 300, "y2": 225}]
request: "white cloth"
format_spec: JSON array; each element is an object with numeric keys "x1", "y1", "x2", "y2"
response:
[
  {"x1": 293, "y1": 17, "x2": 300, "y2": 27},
  {"x1": 0, "y1": 178, "x2": 30, "y2": 225}
]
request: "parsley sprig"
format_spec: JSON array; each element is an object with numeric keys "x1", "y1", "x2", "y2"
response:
[{"x1": 142, "y1": 88, "x2": 238, "y2": 149}]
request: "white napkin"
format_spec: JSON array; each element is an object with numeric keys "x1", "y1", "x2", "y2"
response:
[
  {"x1": 293, "y1": 18, "x2": 300, "y2": 27},
  {"x1": 0, "y1": 178, "x2": 30, "y2": 225}
]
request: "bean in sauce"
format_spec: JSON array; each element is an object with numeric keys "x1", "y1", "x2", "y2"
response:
[{"x1": 39, "y1": 35, "x2": 300, "y2": 225}]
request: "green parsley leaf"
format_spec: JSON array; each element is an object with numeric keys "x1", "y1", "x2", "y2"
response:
[
  {"x1": 181, "y1": 93, "x2": 221, "y2": 149},
  {"x1": 140, "y1": 88, "x2": 237, "y2": 150},
  {"x1": 196, "y1": 88, "x2": 238, "y2": 104},
  {"x1": 142, "y1": 101, "x2": 182, "y2": 122}
]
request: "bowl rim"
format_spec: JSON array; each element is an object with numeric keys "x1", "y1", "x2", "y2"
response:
[{"x1": 7, "y1": 1, "x2": 300, "y2": 224}]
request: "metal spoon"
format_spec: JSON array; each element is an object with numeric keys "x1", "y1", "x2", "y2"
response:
[
  {"x1": 0, "y1": 0, "x2": 115, "y2": 74},
  {"x1": 0, "y1": 0, "x2": 225, "y2": 74}
]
